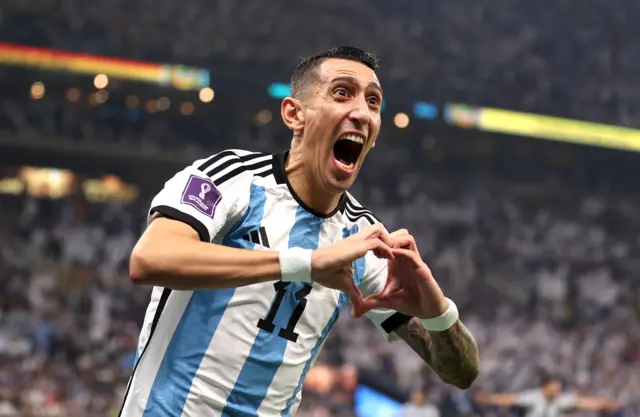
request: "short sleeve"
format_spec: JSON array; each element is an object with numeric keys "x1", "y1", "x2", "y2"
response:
[
  {"x1": 149, "y1": 150, "x2": 263, "y2": 242},
  {"x1": 359, "y1": 252, "x2": 411, "y2": 342},
  {"x1": 514, "y1": 390, "x2": 542, "y2": 407},
  {"x1": 556, "y1": 393, "x2": 578, "y2": 410}
]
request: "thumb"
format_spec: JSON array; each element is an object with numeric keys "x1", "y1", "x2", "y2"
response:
[
  {"x1": 360, "y1": 293, "x2": 394, "y2": 313},
  {"x1": 344, "y1": 279, "x2": 365, "y2": 317}
]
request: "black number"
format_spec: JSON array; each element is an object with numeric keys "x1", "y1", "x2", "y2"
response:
[
  {"x1": 257, "y1": 281, "x2": 289, "y2": 334},
  {"x1": 278, "y1": 285, "x2": 312, "y2": 342},
  {"x1": 257, "y1": 282, "x2": 312, "y2": 342}
]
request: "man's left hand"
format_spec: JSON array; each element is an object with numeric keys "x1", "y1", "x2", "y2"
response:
[{"x1": 357, "y1": 229, "x2": 449, "y2": 319}]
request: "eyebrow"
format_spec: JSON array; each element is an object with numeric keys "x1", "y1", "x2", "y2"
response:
[{"x1": 330, "y1": 76, "x2": 384, "y2": 97}]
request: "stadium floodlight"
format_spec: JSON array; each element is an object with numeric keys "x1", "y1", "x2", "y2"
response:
[
  {"x1": 413, "y1": 102, "x2": 438, "y2": 119},
  {"x1": 268, "y1": 82, "x2": 291, "y2": 99},
  {"x1": 94, "y1": 74, "x2": 109, "y2": 89},
  {"x1": 394, "y1": 112, "x2": 410, "y2": 129},
  {"x1": 199, "y1": 87, "x2": 215, "y2": 103}
]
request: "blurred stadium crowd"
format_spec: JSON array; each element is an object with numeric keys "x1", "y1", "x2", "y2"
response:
[{"x1": 1, "y1": 0, "x2": 640, "y2": 416}]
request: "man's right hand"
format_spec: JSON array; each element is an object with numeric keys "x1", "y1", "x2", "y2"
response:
[{"x1": 310, "y1": 224, "x2": 393, "y2": 316}]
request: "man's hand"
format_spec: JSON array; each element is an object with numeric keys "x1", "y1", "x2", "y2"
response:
[
  {"x1": 358, "y1": 229, "x2": 448, "y2": 318},
  {"x1": 357, "y1": 228, "x2": 480, "y2": 389},
  {"x1": 312, "y1": 223, "x2": 394, "y2": 315}
]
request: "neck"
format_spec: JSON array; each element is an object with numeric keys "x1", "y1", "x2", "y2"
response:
[{"x1": 285, "y1": 151, "x2": 343, "y2": 216}]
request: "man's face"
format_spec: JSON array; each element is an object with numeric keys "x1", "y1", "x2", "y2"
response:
[
  {"x1": 542, "y1": 380, "x2": 562, "y2": 399},
  {"x1": 296, "y1": 58, "x2": 383, "y2": 192}
]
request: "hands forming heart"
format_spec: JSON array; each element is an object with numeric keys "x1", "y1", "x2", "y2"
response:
[{"x1": 357, "y1": 229, "x2": 449, "y2": 320}]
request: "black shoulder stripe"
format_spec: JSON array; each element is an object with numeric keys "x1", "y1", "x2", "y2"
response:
[
  {"x1": 240, "y1": 152, "x2": 268, "y2": 162},
  {"x1": 197, "y1": 150, "x2": 237, "y2": 172},
  {"x1": 255, "y1": 169, "x2": 274, "y2": 178},
  {"x1": 345, "y1": 203, "x2": 379, "y2": 225},
  {"x1": 346, "y1": 204, "x2": 371, "y2": 214},
  {"x1": 345, "y1": 211, "x2": 377, "y2": 225},
  {"x1": 345, "y1": 200, "x2": 375, "y2": 215},
  {"x1": 344, "y1": 198, "x2": 377, "y2": 223},
  {"x1": 213, "y1": 156, "x2": 274, "y2": 186},
  {"x1": 206, "y1": 157, "x2": 240, "y2": 178},
  {"x1": 199, "y1": 151, "x2": 268, "y2": 178}
]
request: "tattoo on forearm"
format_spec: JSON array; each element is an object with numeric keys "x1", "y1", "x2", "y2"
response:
[{"x1": 393, "y1": 318, "x2": 479, "y2": 389}]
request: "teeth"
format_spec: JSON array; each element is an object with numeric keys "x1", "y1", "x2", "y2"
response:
[
  {"x1": 339, "y1": 134, "x2": 364, "y2": 144},
  {"x1": 336, "y1": 160, "x2": 355, "y2": 169}
]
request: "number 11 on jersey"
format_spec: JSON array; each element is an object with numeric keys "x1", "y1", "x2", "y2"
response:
[{"x1": 257, "y1": 281, "x2": 312, "y2": 343}]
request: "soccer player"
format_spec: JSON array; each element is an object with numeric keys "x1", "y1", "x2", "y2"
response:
[
  {"x1": 474, "y1": 371, "x2": 620, "y2": 417},
  {"x1": 121, "y1": 46, "x2": 479, "y2": 417}
]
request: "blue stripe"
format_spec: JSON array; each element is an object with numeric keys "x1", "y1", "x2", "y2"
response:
[
  {"x1": 222, "y1": 206, "x2": 326, "y2": 417},
  {"x1": 142, "y1": 185, "x2": 267, "y2": 417},
  {"x1": 133, "y1": 348, "x2": 140, "y2": 370},
  {"x1": 343, "y1": 225, "x2": 366, "y2": 286},
  {"x1": 281, "y1": 293, "x2": 348, "y2": 417},
  {"x1": 281, "y1": 226, "x2": 366, "y2": 416}
]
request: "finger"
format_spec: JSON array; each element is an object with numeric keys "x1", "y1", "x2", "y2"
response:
[
  {"x1": 344, "y1": 279, "x2": 365, "y2": 316},
  {"x1": 390, "y1": 234, "x2": 417, "y2": 250},
  {"x1": 355, "y1": 224, "x2": 393, "y2": 247},
  {"x1": 372, "y1": 247, "x2": 386, "y2": 259},
  {"x1": 365, "y1": 285, "x2": 404, "y2": 303},
  {"x1": 362, "y1": 238, "x2": 394, "y2": 259},
  {"x1": 389, "y1": 229, "x2": 409, "y2": 239},
  {"x1": 357, "y1": 223, "x2": 385, "y2": 240},
  {"x1": 360, "y1": 294, "x2": 394, "y2": 313},
  {"x1": 391, "y1": 247, "x2": 423, "y2": 264},
  {"x1": 374, "y1": 228, "x2": 394, "y2": 248}
]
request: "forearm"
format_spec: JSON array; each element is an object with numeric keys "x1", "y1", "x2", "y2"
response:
[
  {"x1": 130, "y1": 228, "x2": 281, "y2": 290},
  {"x1": 474, "y1": 393, "x2": 516, "y2": 407},
  {"x1": 394, "y1": 318, "x2": 479, "y2": 389},
  {"x1": 576, "y1": 396, "x2": 619, "y2": 411}
]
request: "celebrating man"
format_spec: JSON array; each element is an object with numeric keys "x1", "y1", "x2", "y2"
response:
[{"x1": 121, "y1": 46, "x2": 479, "y2": 417}]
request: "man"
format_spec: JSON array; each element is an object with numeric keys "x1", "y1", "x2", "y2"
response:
[
  {"x1": 121, "y1": 46, "x2": 479, "y2": 417},
  {"x1": 474, "y1": 371, "x2": 619, "y2": 417},
  {"x1": 400, "y1": 388, "x2": 440, "y2": 417}
]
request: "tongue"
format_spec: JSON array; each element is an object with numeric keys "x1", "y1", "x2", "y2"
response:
[{"x1": 336, "y1": 155, "x2": 351, "y2": 165}]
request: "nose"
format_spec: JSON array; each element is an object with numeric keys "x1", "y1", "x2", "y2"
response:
[{"x1": 348, "y1": 96, "x2": 372, "y2": 128}]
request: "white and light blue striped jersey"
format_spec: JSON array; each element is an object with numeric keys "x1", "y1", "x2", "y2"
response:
[
  {"x1": 514, "y1": 390, "x2": 578, "y2": 417},
  {"x1": 120, "y1": 150, "x2": 411, "y2": 417}
]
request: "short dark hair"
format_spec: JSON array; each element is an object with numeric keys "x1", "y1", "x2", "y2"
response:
[
  {"x1": 290, "y1": 46, "x2": 379, "y2": 98},
  {"x1": 538, "y1": 369, "x2": 561, "y2": 386}
]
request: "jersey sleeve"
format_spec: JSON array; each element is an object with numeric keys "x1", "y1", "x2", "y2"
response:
[
  {"x1": 513, "y1": 390, "x2": 542, "y2": 407},
  {"x1": 148, "y1": 150, "x2": 259, "y2": 242},
  {"x1": 556, "y1": 393, "x2": 578, "y2": 410},
  {"x1": 359, "y1": 252, "x2": 412, "y2": 342}
]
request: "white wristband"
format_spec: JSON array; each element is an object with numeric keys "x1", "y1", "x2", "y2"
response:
[
  {"x1": 279, "y1": 248, "x2": 313, "y2": 283},
  {"x1": 420, "y1": 298, "x2": 459, "y2": 331}
]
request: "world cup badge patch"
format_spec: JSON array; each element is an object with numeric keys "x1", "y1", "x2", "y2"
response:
[{"x1": 180, "y1": 175, "x2": 222, "y2": 218}]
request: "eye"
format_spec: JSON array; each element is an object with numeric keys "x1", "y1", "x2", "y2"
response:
[
  {"x1": 334, "y1": 87, "x2": 350, "y2": 98},
  {"x1": 367, "y1": 96, "x2": 381, "y2": 106}
]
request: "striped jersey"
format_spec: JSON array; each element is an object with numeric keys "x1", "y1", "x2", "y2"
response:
[
  {"x1": 514, "y1": 390, "x2": 578, "y2": 417},
  {"x1": 120, "y1": 149, "x2": 410, "y2": 417}
]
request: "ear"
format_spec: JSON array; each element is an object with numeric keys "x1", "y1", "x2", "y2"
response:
[{"x1": 281, "y1": 97, "x2": 305, "y2": 133}]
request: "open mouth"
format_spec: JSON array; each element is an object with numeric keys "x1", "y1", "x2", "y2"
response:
[{"x1": 333, "y1": 134, "x2": 365, "y2": 170}]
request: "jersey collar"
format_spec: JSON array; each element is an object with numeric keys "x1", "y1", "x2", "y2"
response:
[{"x1": 272, "y1": 151, "x2": 347, "y2": 219}]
